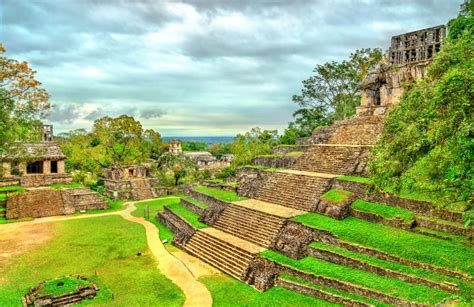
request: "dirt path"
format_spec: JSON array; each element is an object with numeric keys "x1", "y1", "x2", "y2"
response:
[{"x1": 0, "y1": 200, "x2": 213, "y2": 307}]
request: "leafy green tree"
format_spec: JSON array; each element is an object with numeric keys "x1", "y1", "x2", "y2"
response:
[
  {"x1": 181, "y1": 141, "x2": 208, "y2": 152},
  {"x1": 230, "y1": 127, "x2": 277, "y2": 167},
  {"x1": 0, "y1": 43, "x2": 49, "y2": 150},
  {"x1": 370, "y1": 20, "x2": 473, "y2": 217},
  {"x1": 280, "y1": 106, "x2": 331, "y2": 144},
  {"x1": 143, "y1": 129, "x2": 164, "y2": 160},
  {"x1": 156, "y1": 152, "x2": 197, "y2": 185},
  {"x1": 293, "y1": 48, "x2": 382, "y2": 122},
  {"x1": 92, "y1": 115, "x2": 146, "y2": 165}
]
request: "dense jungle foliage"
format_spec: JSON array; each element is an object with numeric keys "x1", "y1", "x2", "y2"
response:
[{"x1": 370, "y1": 15, "x2": 474, "y2": 221}]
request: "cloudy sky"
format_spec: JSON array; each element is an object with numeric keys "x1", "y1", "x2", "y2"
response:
[{"x1": 1, "y1": 0, "x2": 461, "y2": 136}]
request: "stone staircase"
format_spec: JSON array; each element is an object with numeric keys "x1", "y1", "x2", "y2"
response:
[
  {"x1": 130, "y1": 179, "x2": 154, "y2": 200},
  {"x1": 183, "y1": 230, "x2": 256, "y2": 280},
  {"x1": 213, "y1": 203, "x2": 286, "y2": 247},
  {"x1": 61, "y1": 188, "x2": 108, "y2": 213},
  {"x1": 253, "y1": 172, "x2": 332, "y2": 211},
  {"x1": 299, "y1": 115, "x2": 384, "y2": 146},
  {"x1": 291, "y1": 144, "x2": 371, "y2": 175}
]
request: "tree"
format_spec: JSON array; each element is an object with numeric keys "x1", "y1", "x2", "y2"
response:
[
  {"x1": 279, "y1": 106, "x2": 331, "y2": 144},
  {"x1": 143, "y1": 129, "x2": 164, "y2": 160},
  {"x1": 156, "y1": 152, "x2": 197, "y2": 185},
  {"x1": 0, "y1": 43, "x2": 50, "y2": 149},
  {"x1": 92, "y1": 115, "x2": 146, "y2": 165},
  {"x1": 288, "y1": 48, "x2": 382, "y2": 143},
  {"x1": 181, "y1": 141, "x2": 208, "y2": 152},
  {"x1": 230, "y1": 127, "x2": 277, "y2": 167}
]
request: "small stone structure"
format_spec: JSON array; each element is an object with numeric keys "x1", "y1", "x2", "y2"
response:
[
  {"x1": 23, "y1": 275, "x2": 98, "y2": 306},
  {"x1": 183, "y1": 151, "x2": 232, "y2": 170},
  {"x1": 0, "y1": 125, "x2": 72, "y2": 187},
  {"x1": 357, "y1": 25, "x2": 446, "y2": 116},
  {"x1": 168, "y1": 139, "x2": 183, "y2": 154},
  {"x1": 6, "y1": 187, "x2": 108, "y2": 219},
  {"x1": 103, "y1": 165, "x2": 160, "y2": 200}
]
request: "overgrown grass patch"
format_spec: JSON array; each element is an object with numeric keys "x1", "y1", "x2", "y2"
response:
[
  {"x1": 38, "y1": 276, "x2": 90, "y2": 297},
  {"x1": 320, "y1": 189, "x2": 353, "y2": 203},
  {"x1": 167, "y1": 202, "x2": 207, "y2": 229},
  {"x1": 337, "y1": 176, "x2": 372, "y2": 184},
  {"x1": 351, "y1": 199, "x2": 415, "y2": 222},
  {"x1": 260, "y1": 250, "x2": 452, "y2": 304},
  {"x1": 195, "y1": 185, "x2": 247, "y2": 202},
  {"x1": 291, "y1": 213, "x2": 474, "y2": 275},
  {"x1": 0, "y1": 185, "x2": 25, "y2": 193},
  {"x1": 280, "y1": 273, "x2": 386, "y2": 306},
  {"x1": 50, "y1": 183, "x2": 84, "y2": 189},
  {"x1": 200, "y1": 274, "x2": 337, "y2": 306},
  {"x1": 0, "y1": 216, "x2": 185, "y2": 306}
]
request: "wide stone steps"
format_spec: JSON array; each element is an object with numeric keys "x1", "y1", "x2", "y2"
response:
[
  {"x1": 253, "y1": 172, "x2": 331, "y2": 211},
  {"x1": 213, "y1": 204, "x2": 286, "y2": 247},
  {"x1": 183, "y1": 231, "x2": 255, "y2": 280},
  {"x1": 292, "y1": 145, "x2": 370, "y2": 175}
]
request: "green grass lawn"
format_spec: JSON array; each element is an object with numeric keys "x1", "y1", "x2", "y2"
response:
[
  {"x1": 0, "y1": 185, "x2": 26, "y2": 193},
  {"x1": 131, "y1": 197, "x2": 182, "y2": 251},
  {"x1": 166, "y1": 202, "x2": 208, "y2": 229},
  {"x1": 320, "y1": 189, "x2": 353, "y2": 203},
  {"x1": 0, "y1": 215, "x2": 185, "y2": 306},
  {"x1": 351, "y1": 199, "x2": 415, "y2": 222},
  {"x1": 38, "y1": 276, "x2": 91, "y2": 297},
  {"x1": 336, "y1": 176, "x2": 373, "y2": 184},
  {"x1": 50, "y1": 183, "x2": 84, "y2": 189},
  {"x1": 200, "y1": 274, "x2": 338, "y2": 306},
  {"x1": 182, "y1": 196, "x2": 208, "y2": 209},
  {"x1": 280, "y1": 273, "x2": 386, "y2": 306},
  {"x1": 194, "y1": 186, "x2": 248, "y2": 202},
  {"x1": 292, "y1": 213, "x2": 474, "y2": 275},
  {"x1": 261, "y1": 250, "x2": 453, "y2": 304}
]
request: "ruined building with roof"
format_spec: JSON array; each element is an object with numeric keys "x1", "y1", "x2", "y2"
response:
[
  {"x1": 0, "y1": 125, "x2": 73, "y2": 187},
  {"x1": 357, "y1": 25, "x2": 446, "y2": 116}
]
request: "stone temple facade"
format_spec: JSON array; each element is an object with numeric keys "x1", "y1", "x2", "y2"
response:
[
  {"x1": 356, "y1": 25, "x2": 446, "y2": 116},
  {"x1": 0, "y1": 125, "x2": 72, "y2": 187},
  {"x1": 103, "y1": 165, "x2": 160, "y2": 200}
]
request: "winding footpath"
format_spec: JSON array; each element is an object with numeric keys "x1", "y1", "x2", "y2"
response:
[{"x1": 0, "y1": 200, "x2": 213, "y2": 307}]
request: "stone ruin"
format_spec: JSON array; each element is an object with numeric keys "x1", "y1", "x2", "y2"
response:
[
  {"x1": 0, "y1": 125, "x2": 73, "y2": 188},
  {"x1": 357, "y1": 25, "x2": 446, "y2": 116},
  {"x1": 103, "y1": 165, "x2": 161, "y2": 200},
  {"x1": 23, "y1": 275, "x2": 98, "y2": 306}
]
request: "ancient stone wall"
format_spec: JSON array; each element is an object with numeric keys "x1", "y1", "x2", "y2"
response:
[
  {"x1": 236, "y1": 167, "x2": 271, "y2": 199},
  {"x1": 6, "y1": 188, "x2": 108, "y2": 219},
  {"x1": 20, "y1": 174, "x2": 73, "y2": 187},
  {"x1": 272, "y1": 145, "x2": 312, "y2": 155},
  {"x1": 272, "y1": 221, "x2": 314, "y2": 259},
  {"x1": 157, "y1": 207, "x2": 196, "y2": 246},
  {"x1": 6, "y1": 189, "x2": 64, "y2": 219},
  {"x1": 185, "y1": 190, "x2": 229, "y2": 225},
  {"x1": 180, "y1": 198, "x2": 205, "y2": 216},
  {"x1": 242, "y1": 257, "x2": 280, "y2": 291},
  {"x1": 252, "y1": 155, "x2": 299, "y2": 169}
]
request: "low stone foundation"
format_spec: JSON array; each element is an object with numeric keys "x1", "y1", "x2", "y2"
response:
[
  {"x1": 6, "y1": 188, "x2": 108, "y2": 219},
  {"x1": 23, "y1": 275, "x2": 98, "y2": 307}
]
